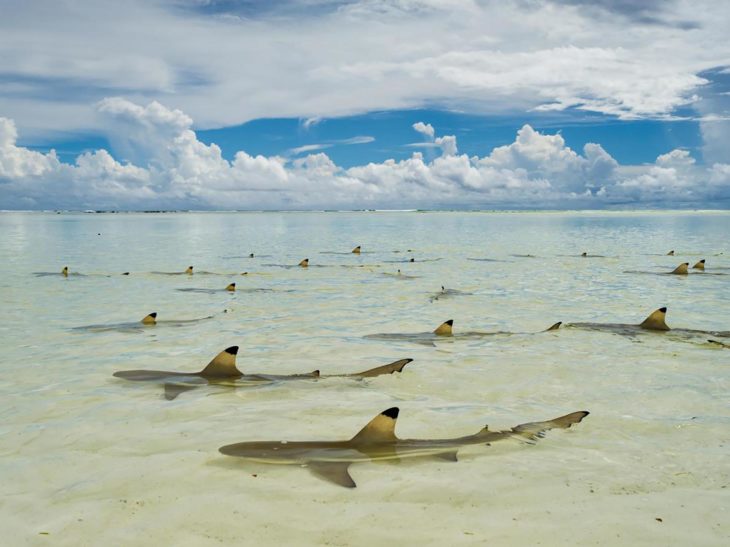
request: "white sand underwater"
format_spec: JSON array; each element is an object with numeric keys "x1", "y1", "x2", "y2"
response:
[{"x1": 0, "y1": 210, "x2": 728, "y2": 546}]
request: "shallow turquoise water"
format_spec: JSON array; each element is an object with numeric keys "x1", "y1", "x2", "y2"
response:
[{"x1": 0, "y1": 211, "x2": 728, "y2": 546}]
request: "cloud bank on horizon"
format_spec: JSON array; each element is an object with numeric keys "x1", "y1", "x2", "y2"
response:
[
  {"x1": 0, "y1": 0, "x2": 729, "y2": 209},
  {"x1": 2, "y1": 98, "x2": 729, "y2": 210}
]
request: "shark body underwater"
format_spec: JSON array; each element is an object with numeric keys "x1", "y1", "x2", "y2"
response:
[
  {"x1": 113, "y1": 346, "x2": 413, "y2": 400},
  {"x1": 219, "y1": 407, "x2": 589, "y2": 488},
  {"x1": 558, "y1": 307, "x2": 730, "y2": 341},
  {"x1": 73, "y1": 312, "x2": 216, "y2": 333},
  {"x1": 365, "y1": 319, "x2": 561, "y2": 345}
]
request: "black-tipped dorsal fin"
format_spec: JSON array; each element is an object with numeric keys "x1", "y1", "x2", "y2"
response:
[
  {"x1": 667, "y1": 250, "x2": 675, "y2": 256},
  {"x1": 299, "y1": 258, "x2": 309, "y2": 267},
  {"x1": 351, "y1": 245, "x2": 361, "y2": 254},
  {"x1": 62, "y1": 266, "x2": 69, "y2": 276},
  {"x1": 433, "y1": 320, "x2": 453, "y2": 336},
  {"x1": 351, "y1": 407, "x2": 399, "y2": 443},
  {"x1": 141, "y1": 312, "x2": 157, "y2": 325},
  {"x1": 692, "y1": 259, "x2": 705, "y2": 270},
  {"x1": 639, "y1": 307, "x2": 670, "y2": 331},
  {"x1": 200, "y1": 346, "x2": 243, "y2": 378},
  {"x1": 185, "y1": 266, "x2": 194, "y2": 274},
  {"x1": 226, "y1": 283, "x2": 236, "y2": 292},
  {"x1": 670, "y1": 262, "x2": 689, "y2": 275},
  {"x1": 545, "y1": 321, "x2": 562, "y2": 331},
  {"x1": 581, "y1": 252, "x2": 587, "y2": 257}
]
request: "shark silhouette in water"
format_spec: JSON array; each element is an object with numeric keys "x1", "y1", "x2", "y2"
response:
[
  {"x1": 73, "y1": 312, "x2": 217, "y2": 333},
  {"x1": 558, "y1": 307, "x2": 730, "y2": 341},
  {"x1": 429, "y1": 286, "x2": 473, "y2": 302},
  {"x1": 176, "y1": 283, "x2": 273, "y2": 294},
  {"x1": 219, "y1": 407, "x2": 589, "y2": 488},
  {"x1": 113, "y1": 346, "x2": 413, "y2": 400},
  {"x1": 365, "y1": 319, "x2": 561, "y2": 345}
]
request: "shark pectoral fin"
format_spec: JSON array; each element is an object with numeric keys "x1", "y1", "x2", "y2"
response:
[
  {"x1": 544, "y1": 321, "x2": 562, "y2": 331},
  {"x1": 164, "y1": 382, "x2": 203, "y2": 400},
  {"x1": 433, "y1": 320, "x2": 453, "y2": 336},
  {"x1": 307, "y1": 461, "x2": 356, "y2": 488},
  {"x1": 511, "y1": 411, "x2": 589, "y2": 442},
  {"x1": 141, "y1": 312, "x2": 157, "y2": 325},
  {"x1": 432, "y1": 451, "x2": 459, "y2": 462},
  {"x1": 350, "y1": 358, "x2": 413, "y2": 378},
  {"x1": 639, "y1": 307, "x2": 670, "y2": 331}
]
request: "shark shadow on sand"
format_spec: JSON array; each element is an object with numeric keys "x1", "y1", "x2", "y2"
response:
[
  {"x1": 219, "y1": 407, "x2": 589, "y2": 488},
  {"x1": 113, "y1": 346, "x2": 413, "y2": 400}
]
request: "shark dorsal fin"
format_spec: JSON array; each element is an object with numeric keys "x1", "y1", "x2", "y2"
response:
[
  {"x1": 670, "y1": 262, "x2": 689, "y2": 275},
  {"x1": 200, "y1": 346, "x2": 243, "y2": 378},
  {"x1": 581, "y1": 252, "x2": 587, "y2": 257},
  {"x1": 545, "y1": 321, "x2": 562, "y2": 331},
  {"x1": 639, "y1": 307, "x2": 670, "y2": 331},
  {"x1": 226, "y1": 283, "x2": 236, "y2": 292},
  {"x1": 249, "y1": 253, "x2": 254, "y2": 258},
  {"x1": 667, "y1": 250, "x2": 675, "y2": 256},
  {"x1": 185, "y1": 266, "x2": 194, "y2": 274},
  {"x1": 433, "y1": 320, "x2": 453, "y2": 336},
  {"x1": 441, "y1": 285, "x2": 445, "y2": 292},
  {"x1": 692, "y1": 259, "x2": 705, "y2": 270},
  {"x1": 141, "y1": 312, "x2": 157, "y2": 325},
  {"x1": 351, "y1": 407, "x2": 399, "y2": 444},
  {"x1": 62, "y1": 266, "x2": 69, "y2": 276},
  {"x1": 299, "y1": 258, "x2": 309, "y2": 267},
  {"x1": 351, "y1": 246, "x2": 361, "y2": 254}
]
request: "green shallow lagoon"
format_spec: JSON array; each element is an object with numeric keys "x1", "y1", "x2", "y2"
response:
[{"x1": 1, "y1": 210, "x2": 728, "y2": 546}]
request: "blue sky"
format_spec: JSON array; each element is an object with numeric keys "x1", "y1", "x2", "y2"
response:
[{"x1": 1, "y1": 0, "x2": 729, "y2": 210}]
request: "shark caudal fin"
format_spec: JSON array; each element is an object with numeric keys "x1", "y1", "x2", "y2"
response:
[
  {"x1": 639, "y1": 307, "x2": 670, "y2": 331},
  {"x1": 667, "y1": 250, "x2": 675, "y2": 256},
  {"x1": 199, "y1": 346, "x2": 243, "y2": 378},
  {"x1": 61, "y1": 266, "x2": 69, "y2": 276},
  {"x1": 433, "y1": 320, "x2": 454, "y2": 336},
  {"x1": 670, "y1": 262, "x2": 689, "y2": 275},
  {"x1": 351, "y1": 407, "x2": 399, "y2": 443},
  {"x1": 226, "y1": 283, "x2": 236, "y2": 292},
  {"x1": 545, "y1": 321, "x2": 562, "y2": 331},
  {"x1": 185, "y1": 266, "x2": 194, "y2": 274},
  {"x1": 692, "y1": 259, "x2": 705, "y2": 270},
  {"x1": 299, "y1": 258, "x2": 309, "y2": 267},
  {"x1": 510, "y1": 411, "x2": 589, "y2": 442},
  {"x1": 349, "y1": 358, "x2": 413, "y2": 378},
  {"x1": 351, "y1": 246, "x2": 361, "y2": 254},
  {"x1": 141, "y1": 312, "x2": 157, "y2": 325}
]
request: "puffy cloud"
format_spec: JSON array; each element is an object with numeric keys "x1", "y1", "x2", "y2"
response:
[
  {"x1": 412, "y1": 122, "x2": 435, "y2": 139},
  {"x1": 1, "y1": 99, "x2": 729, "y2": 210}
]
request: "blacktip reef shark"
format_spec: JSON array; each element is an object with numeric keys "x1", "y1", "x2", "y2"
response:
[
  {"x1": 365, "y1": 319, "x2": 561, "y2": 345},
  {"x1": 429, "y1": 286, "x2": 473, "y2": 302},
  {"x1": 176, "y1": 283, "x2": 274, "y2": 294},
  {"x1": 381, "y1": 269, "x2": 420, "y2": 280},
  {"x1": 73, "y1": 311, "x2": 218, "y2": 333},
  {"x1": 557, "y1": 307, "x2": 730, "y2": 341},
  {"x1": 625, "y1": 261, "x2": 727, "y2": 276},
  {"x1": 320, "y1": 245, "x2": 364, "y2": 255},
  {"x1": 219, "y1": 407, "x2": 589, "y2": 488},
  {"x1": 113, "y1": 346, "x2": 413, "y2": 400},
  {"x1": 151, "y1": 265, "x2": 195, "y2": 275},
  {"x1": 34, "y1": 266, "x2": 87, "y2": 277}
]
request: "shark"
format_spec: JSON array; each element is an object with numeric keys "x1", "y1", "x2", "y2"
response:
[
  {"x1": 381, "y1": 269, "x2": 420, "y2": 280},
  {"x1": 558, "y1": 307, "x2": 730, "y2": 340},
  {"x1": 113, "y1": 346, "x2": 413, "y2": 400},
  {"x1": 34, "y1": 266, "x2": 88, "y2": 277},
  {"x1": 73, "y1": 312, "x2": 216, "y2": 333},
  {"x1": 219, "y1": 407, "x2": 589, "y2": 488},
  {"x1": 365, "y1": 319, "x2": 561, "y2": 345},
  {"x1": 151, "y1": 266, "x2": 195, "y2": 275},
  {"x1": 176, "y1": 283, "x2": 240, "y2": 294},
  {"x1": 429, "y1": 286, "x2": 474, "y2": 302}
]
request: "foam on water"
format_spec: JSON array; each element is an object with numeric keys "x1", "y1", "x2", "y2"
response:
[{"x1": 0, "y1": 211, "x2": 728, "y2": 546}]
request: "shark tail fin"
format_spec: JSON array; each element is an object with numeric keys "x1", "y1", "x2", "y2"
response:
[
  {"x1": 185, "y1": 266, "x2": 194, "y2": 274},
  {"x1": 200, "y1": 346, "x2": 242, "y2": 378},
  {"x1": 62, "y1": 266, "x2": 69, "y2": 276},
  {"x1": 349, "y1": 358, "x2": 413, "y2": 378},
  {"x1": 670, "y1": 262, "x2": 689, "y2": 275},
  {"x1": 226, "y1": 283, "x2": 236, "y2": 291},
  {"x1": 510, "y1": 411, "x2": 590, "y2": 443},
  {"x1": 433, "y1": 320, "x2": 454, "y2": 336},
  {"x1": 639, "y1": 307, "x2": 670, "y2": 331},
  {"x1": 545, "y1": 321, "x2": 562, "y2": 331},
  {"x1": 351, "y1": 407, "x2": 399, "y2": 443},
  {"x1": 692, "y1": 259, "x2": 705, "y2": 270},
  {"x1": 299, "y1": 258, "x2": 309, "y2": 267},
  {"x1": 141, "y1": 312, "x2": 157, "y2": 325},
  {"x1": 351, "y1": 246, "x2": 361, "y2": 254}
]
